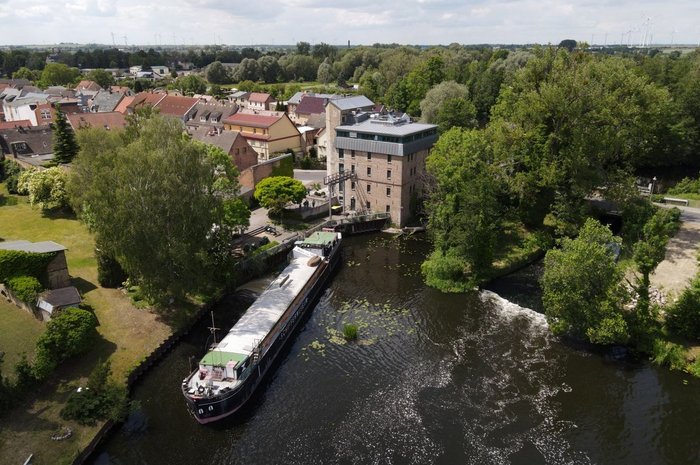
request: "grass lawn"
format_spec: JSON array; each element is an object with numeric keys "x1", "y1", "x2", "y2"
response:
[{"x1": 0, "y1": 183, "x2": 176, "y2": 465}]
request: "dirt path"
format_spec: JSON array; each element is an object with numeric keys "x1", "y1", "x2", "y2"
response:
[{"x1": 650, "y1": 206, "x2": 700, "y2": 301}]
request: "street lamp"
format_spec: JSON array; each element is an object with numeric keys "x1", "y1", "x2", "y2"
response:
[{"x1": 652, "y1": 176, "x2": 657, "y2": 195}]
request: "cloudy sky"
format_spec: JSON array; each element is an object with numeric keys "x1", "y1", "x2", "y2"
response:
[{"x1": 1, "y1": 0, "x2": 698, "y2": 46}]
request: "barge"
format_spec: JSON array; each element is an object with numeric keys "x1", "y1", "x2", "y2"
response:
[{"x1": 182, "y1": 231, "x2": 342, "y2": 423}]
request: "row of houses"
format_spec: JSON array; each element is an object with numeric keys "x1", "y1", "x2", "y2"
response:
[{"x1": 1, "y1": 75, "x2": 437, "y2": 226}]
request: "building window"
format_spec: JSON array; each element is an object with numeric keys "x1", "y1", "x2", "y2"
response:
[
  {"x1": 387, "y1": 170, "x2": 392, "y2": 179},
  {"x1": 243, "y1": 147, "x2": 247, "y2": 153},
  {"x1": 351, "y1": 150, "x2": 355, "y2": 158},
  {"x1": 387, "y1": 155, "x2": 392, "y2": 163},
  {"x1": 366, "y1": 201, "x2": 371, "y2": 209},
  {"x1": 40, "y1": 109, "x2": 51, "y2": 119},
  {"x1": 351, "y1": 181, "x2": 355, "y2": 190},
  {"x1": 367, "y1": 167, "x2": 372, "y2": 177},
  {"x1": 367, "y1": 184, "x2": 371, "y2": 193},
  {"x1": 339, "y1": 163, "x2": 344, "y2": 172},
  {"x1": 386, "y1": 205, "x2": 391, "y2": 213},
  {"x1": 351, "y1": 165, "x2": 355, "y2": 174},
  {"x1": 367, "y1": 152, "x2": 372, "y2": 160},
  {"x1": 386, "y1": 187, "x2": 391, "y2": 196},
  {"x1": 236, "y1": 148, "x2": 240, "y2": 155},
  {"x1": 339, "y1": 149, "x2": 344, "y2": 159},
  {"x1": 253, "y1": 128, "x2": 257, "y2": 134}
]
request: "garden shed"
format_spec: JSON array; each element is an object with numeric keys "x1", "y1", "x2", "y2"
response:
[
  {"x1": 36, "y1": 286, "x2": 81, "y2": 321},
  {"x1": 0, "y1": 240, "x2": 70, "y2": 289}
]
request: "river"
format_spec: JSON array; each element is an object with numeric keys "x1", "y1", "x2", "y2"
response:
[{"x1": 90, "y1": 234, "x2": 700, "y2": 465}]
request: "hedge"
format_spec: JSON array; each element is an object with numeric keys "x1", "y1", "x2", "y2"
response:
[
  {"x1": 6, "y1": 275, "x2": 43, "y2": 304},
  {"x1": 0, "y1": 249, "x2": 56, "y2": 285}
]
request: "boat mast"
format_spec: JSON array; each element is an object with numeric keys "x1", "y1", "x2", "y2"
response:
[{"x1": 208, "y1": 311, "x2": 221, "y2": 366}]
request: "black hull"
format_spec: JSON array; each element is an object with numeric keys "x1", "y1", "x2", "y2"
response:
[{"x1": 182, "y1": 246, "x2": 341, "y2": 424}]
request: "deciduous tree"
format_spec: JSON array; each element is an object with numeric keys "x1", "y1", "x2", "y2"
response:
[{"x1": 254, "y1": 176, "x2": 306, "y2": 215}]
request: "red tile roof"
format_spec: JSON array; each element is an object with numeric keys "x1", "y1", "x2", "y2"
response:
[
  {"x1": 75, "y1": 80, "x2": 102, "y2": 92},
  {"x1": 223, "y1": 112, "x2": 282, "y2": 128},
  {"x1": 128, "y1": 92, "x2": 166, "y2": 111},
  {"x1": 154, "y1": 95, "x2": 199, "y2": 118},
  {"x1": 248, "y1": 92, "x2": 272, "y2": 103},
  {"x1": 66, "y1": 112, "x2": 127, "y2": 130},
  {"x1": 114, "y1": 95, "x2": 135, "y2": 114}
]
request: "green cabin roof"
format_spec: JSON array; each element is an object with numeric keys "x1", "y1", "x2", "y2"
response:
[
  {"x1": 302, "y1": 231, "x2": 337, "y2": 247},
  {"x1": 199, "y1": 351, "x2": 248, "y2": 367}
]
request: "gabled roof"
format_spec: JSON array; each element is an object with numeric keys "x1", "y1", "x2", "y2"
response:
[
  {"x1": 75, "y1": 80, "x2": 102, "y2": 92},
  {"x1": 287, "y1": 91, "x2": 340, "y2": 105},
  {"x1": 295, "y1": 96, "x2": 328, "y2": 116},
  {"x1": 128, "y1": 92, "x2": 166, "y2": 111},
  {"x1": 114, "y1": 95, "x2": 136, "y2": 114},
  {"x1": 248, "y1": 92, "x2": 272, "y2": 103},
  {"x1": 90, "y1": 90, "x2": 125, "y2": 112},
  {"x1": 188, "y1": 126, "x2": 242, "y2": 154},
  {"x1": 38, "y1": 286, "x2": 81, "y2": 309},
  {"x1": 0, "y1": 125, "x2": 53, "y2": 156},
  {"x1": 67, "y1": 112, "x2": 127, "y2": 131},
  {"x1": 329, "y1": 95, "x2": 375, "y2": 111},
  {"x1": 154, "y1": 95, "x2": 199, "y2": 118},
  {"x1": 188, "y1": 101, "x2": 238, "y2": 126},
  {"x1": 230, "y1": 91, "x2": 249, "y2": 99},
  {"x1": 223, "y1": 112, "x2": 282, "y2": 129}
]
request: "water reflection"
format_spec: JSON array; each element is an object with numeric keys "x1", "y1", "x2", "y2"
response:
[{"x1": 92, "y1": 234, "x2": 700, "y2": 465}]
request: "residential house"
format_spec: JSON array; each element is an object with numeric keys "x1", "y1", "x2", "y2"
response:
[
  {"x1": 150, "y1": 65, "x2": 170, "y2": 76},
  {"x1": 75, "y1": 80, "x2": 102, "y2": 93},
  {"x1": 329, "y1": 111, "x2": 438, "y2": 226},
  {"x1": 122, "y1": 92, "x2": 166, "y2": 114},
  {"x1": 0, "y1": 124, "x2": 54, "y2": 166},
  {"x1": 67, "y1": 112, "x2": 127, "y2": 131},
  {"x1": 2, "y1": 92, "x2": 50, "y2": 125},
  {"x1": 89, "y1": 89, "x2": 126, "y2": 113},
  {"x1": 223, "y1": 111, "x2": 301, "y2": 161},
  {"x1": 247, "y1": 92, "x2": 275, "y2": 111},
  {"x1": 229, "y1": 91, "x2": 250, "y2": 107},
  {"x1": 188, "y1": 126, "x2": 257, "y2": 172},
  {"x1": 129, "y1": 65, "x2": 143, "y2": 75},
  {"x1": 293, "y1": 96, "x2": 330, "y2": 126},
  {"x1": 186, "y1": 101, "x2": 238, "y2": 130},
  {"x1": 154, "y1": 95, "x2": 199, "y2": 121},
  {"x1": 287, "y1": 91, "x2": 340, "y2": 122}
]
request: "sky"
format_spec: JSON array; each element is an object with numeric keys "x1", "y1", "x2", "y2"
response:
[{"x1": 1, "y1": 0, "x2": 699, "y2": 47}]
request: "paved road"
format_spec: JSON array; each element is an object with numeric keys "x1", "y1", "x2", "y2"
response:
[{"x1": 650, "y1": 205, "x2": 700, "y2": 300}]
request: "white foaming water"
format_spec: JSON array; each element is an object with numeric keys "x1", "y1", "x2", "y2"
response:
[{"x1": 479, "y1": 289, "x2": 549, "y2": 330}]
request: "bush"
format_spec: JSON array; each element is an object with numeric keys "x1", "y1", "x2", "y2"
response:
[
  {"x1": 666, "y1": 276, "x2": 700, "y2": 341},
  {"x1": 33, "y1": 307, "x2": 98, "y2": 380},
  {"x1": 0, "y1": 160, "x2": 23, "y2": 194},
  {"x1": 343, "y1": 323, "x2": 359, "y2": 341},
  {"x1": 651, "y1": 339, "x2": 687, "y2": 371},
  {"x1": 96, "y1": 247, "x2": 127, "y2": 288},
  {"x1": 6, "y1": 275, "x2": 43, "y2": 304},
  {"x1": 668, "y1": 175, "x2": 700, "y2": 195},
  {"x1": 61, "y1": 360, "x2": 129, "y2": 425}
]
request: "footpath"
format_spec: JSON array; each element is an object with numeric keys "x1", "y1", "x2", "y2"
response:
[{"x1": 650, "y1": 205, "x2": 700, "y2": 300}]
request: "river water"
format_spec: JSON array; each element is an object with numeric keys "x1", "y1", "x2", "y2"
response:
[{"x1": 91, "y1": 234, "x2": 700, "y2": 465}]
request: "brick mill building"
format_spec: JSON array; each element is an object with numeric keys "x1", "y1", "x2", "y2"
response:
[{"x1": 328, "y1": 110, "x2": 437, "y2": 227}]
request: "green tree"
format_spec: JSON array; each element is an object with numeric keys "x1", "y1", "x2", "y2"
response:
[
  {"x1": 86, "y1": 69, "x2": 115, "y2": 89},
  {"x1": 296, "y1": 41, "x2": 311, "y2": 55},
  {"x1": 33, "y1": 307, "x2": 98, "y2": 379},
  {"x1": 421, "y1": 128, "x2": 505, "y2": 290},
  {"x1": 419, "y1": 81, "x2": 476, "y2": 132},
  {"x1": 52, "y1": 104, "x2": 79, "y2": 164},
  {"x1": 257, "y1": 56, "x2": 281, "y2": 83},
  {"x1": 21, "y1": 167, "x2": 69, "y2": 210},
  {"x1": 542, "y1": 219, "x2": 629, "y2": 344},
  {"x1": 37, "y1": 63, "x2": 80, "y2": 88},
  {"x1": 317, "y1": 59, "x2": 333, "y2": 84},
  {"x1": 206, "y1": 61, "x2": 230, "y2": 84},
  {"x1": 174, "y1": 74, "x2": 207, "y2": 95},
  {"x1": 232, "y1": 58, "x2": 261, "y2": 82},
  {"x1": 12, "y1": 66, "x2": 38, "y2": 81},
  {"x1": 254, "y1": 176, "x2": 307, "y2": 215},
  {"x1": 69, "y1": 115, "x2": 237, "y2": 302}
]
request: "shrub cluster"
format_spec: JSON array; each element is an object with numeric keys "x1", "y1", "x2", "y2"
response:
[
  {"x1": 6, "y1": 275, "x2": 42, "y2": 304},
  {"x1": 666, "y1": 276, "x2": 700, "y2": 341},
  {"x1": 96, "y1": 247, "x2": 127, "y2": 288},
  {"x1": 0, "y1": 160, "x2": 23, "y2": 194},
  {"x1": 60, "y1": 360, "x2": 128, "y2": 425}
]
